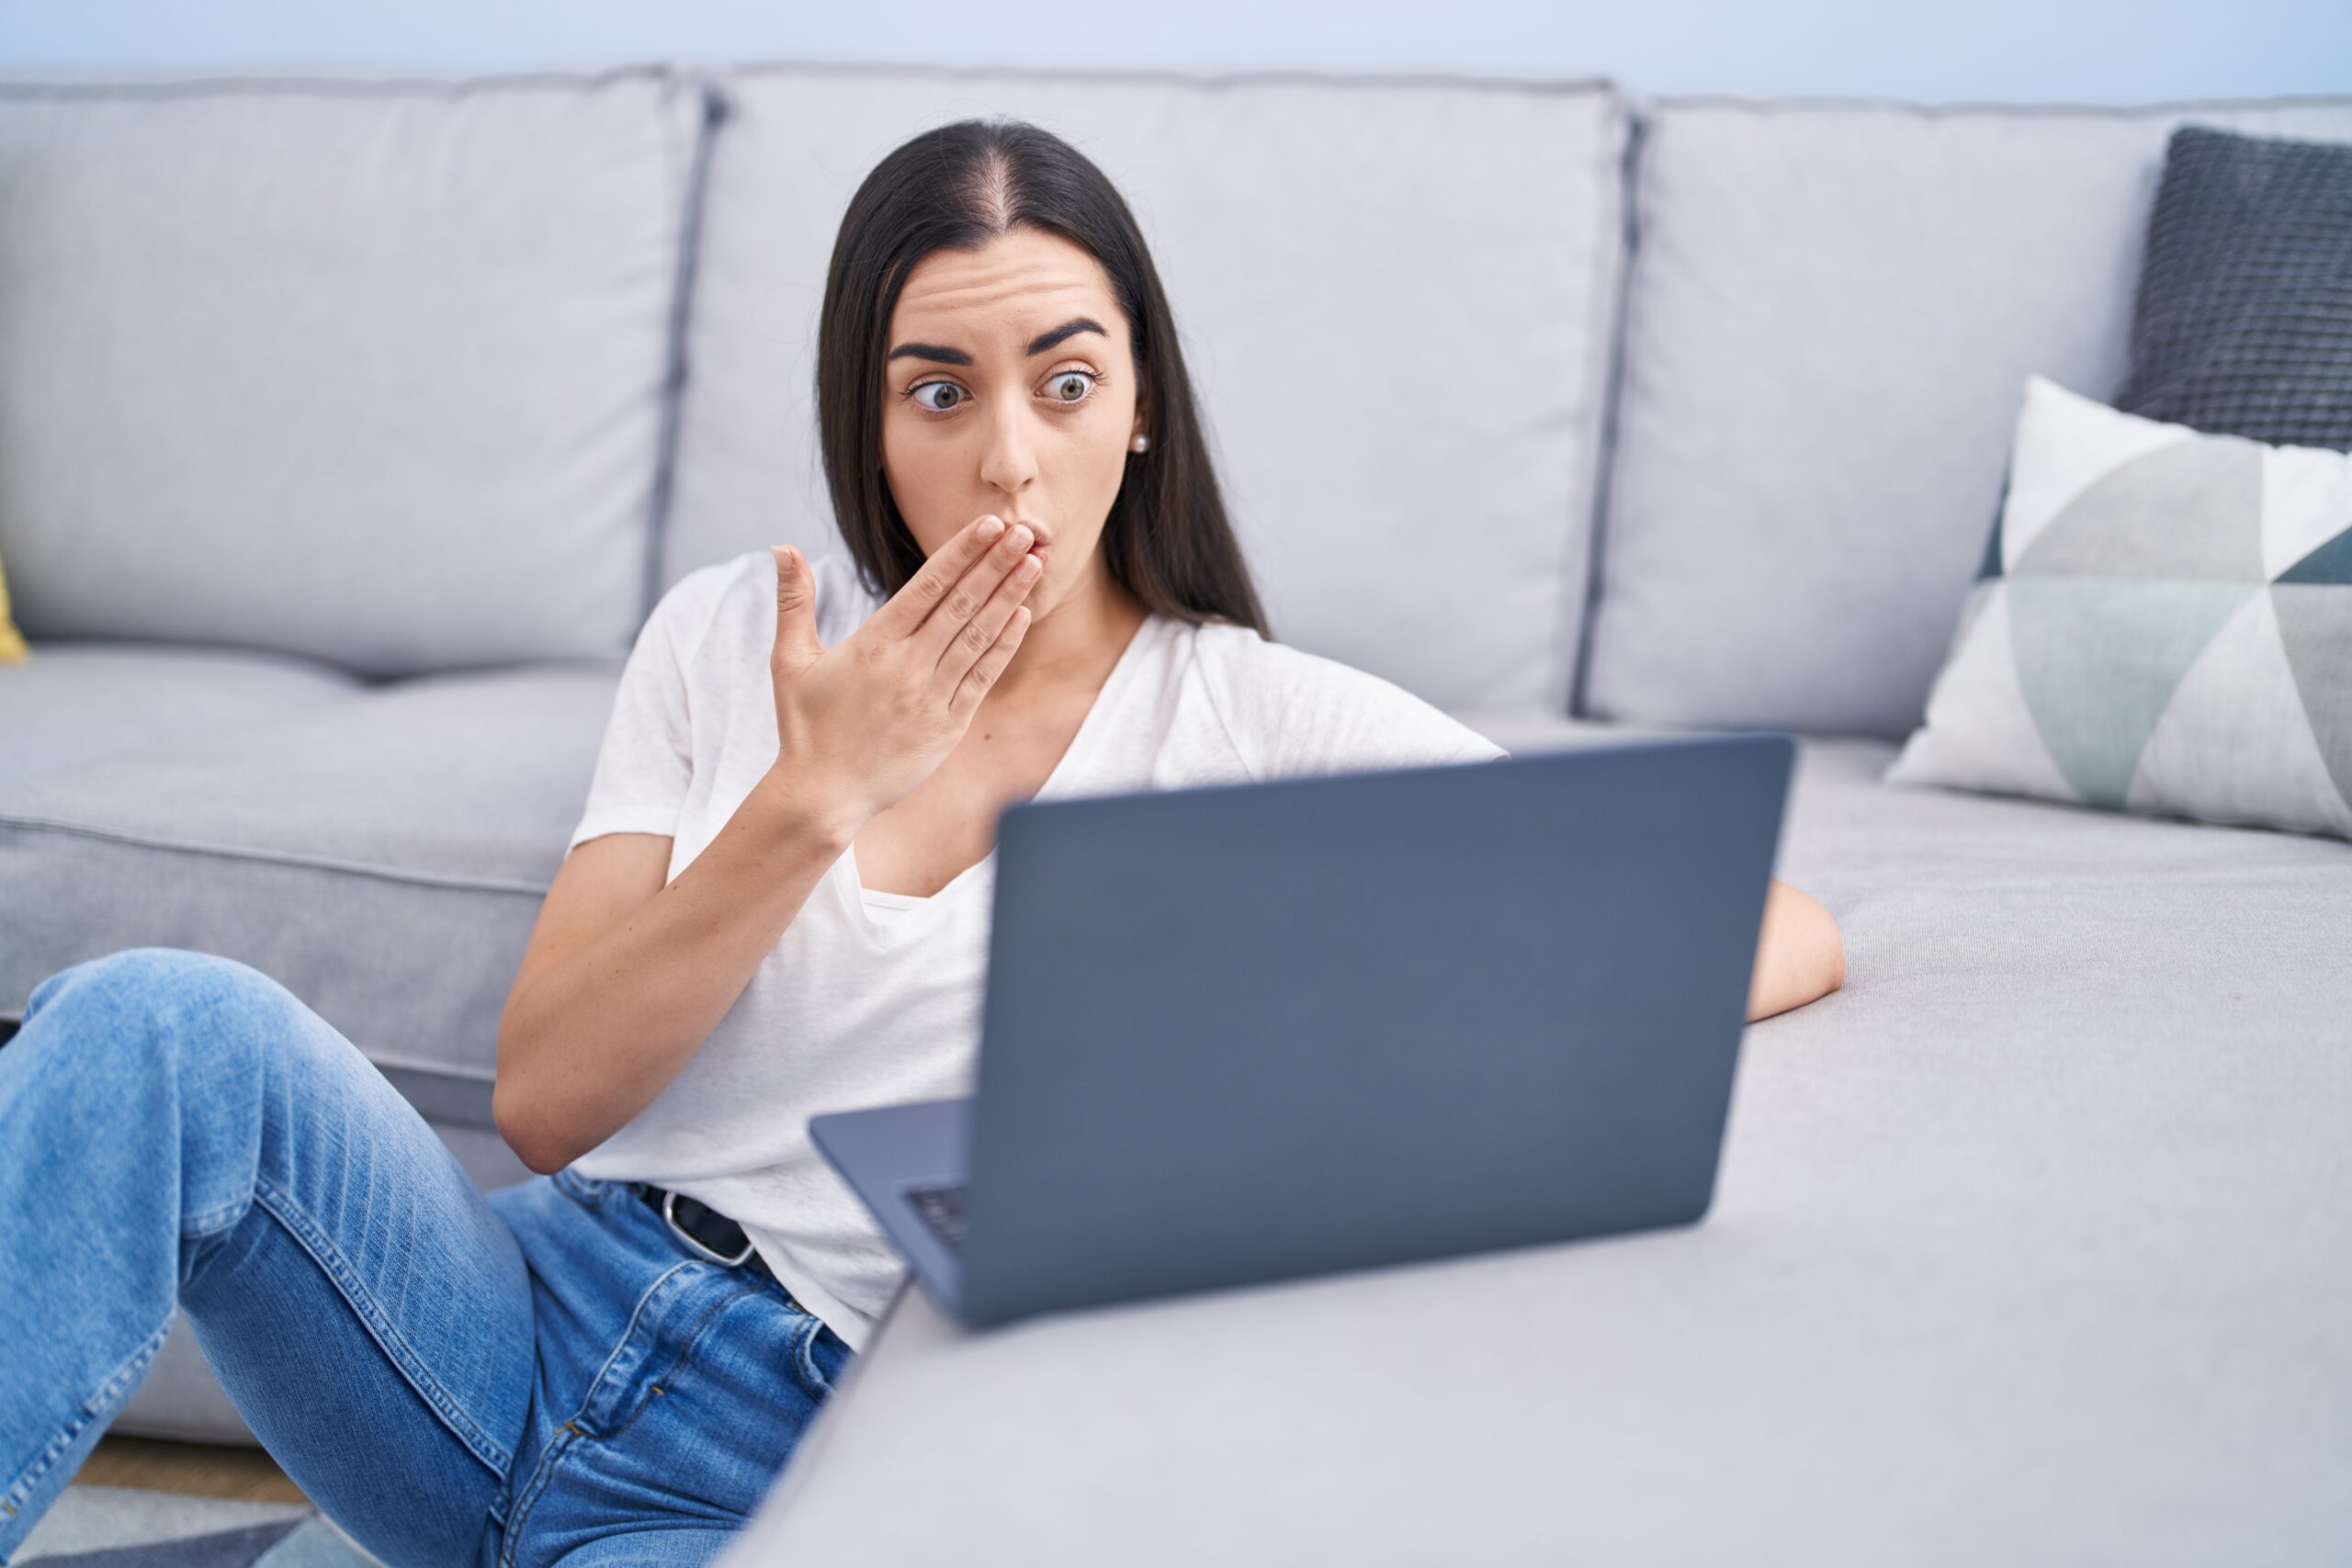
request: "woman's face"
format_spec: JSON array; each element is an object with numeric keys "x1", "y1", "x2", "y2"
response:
[{"x1": 879, "y1": 226, "x2": 1146, "y2": 619}]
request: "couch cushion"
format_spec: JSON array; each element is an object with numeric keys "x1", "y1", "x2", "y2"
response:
[
  {"x1": 0, "y1": 69, "x2": 713, "y2": 677},
  {"x1": 0, "y1": 652, "x2": 625, "y2": 1120},
  {"x1": 667, "y1": 64, "x2": 1630, "y2": 713},
  {"x1": 1583, "y1": 96, "x2": 2352, "y2": 740},
  {"x1": 0, "y1": 642, "x2": 356, "y2": 792}
]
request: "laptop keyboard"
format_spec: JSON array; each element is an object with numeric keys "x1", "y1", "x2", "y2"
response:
[{"x1": 904, "y1": 1181, "x2": 969, "y2": 1250}]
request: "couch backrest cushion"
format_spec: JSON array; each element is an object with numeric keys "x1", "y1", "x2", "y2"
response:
[
  {"x1": 667, "y1": 65, "x2": 1629, "y2": 713},
  {"x1": 0, "y1": 70, "x2": 710, "y2": 677},
  {"x1": 1582, "y1": 96, "x2": 2352, "y2": 739}
]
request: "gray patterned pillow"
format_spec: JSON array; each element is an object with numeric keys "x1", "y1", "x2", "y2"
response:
[
  {"x1": 2114, "y1": 123, "x2": 2352, "y2": 450},
  {"x1": 1886, "y1": 374, "x2": 2352, "y2": 840}
]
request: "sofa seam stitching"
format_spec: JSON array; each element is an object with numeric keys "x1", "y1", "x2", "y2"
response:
[
  {"x1": 1568, "y1": 104, "x2": 1649, "y2": 721},
  {"x1": 707, "y1": 60, "x2": 1620, "y2": 97},
  {"x1": 0, "y1": 815, "x2": 551, "y2": 896},
  {"x1": 637, "y1": 75, "x2": 729, "y2": 637},
  {"x1": 0, "y1": 64, "x2": 680, "y2": 101}
]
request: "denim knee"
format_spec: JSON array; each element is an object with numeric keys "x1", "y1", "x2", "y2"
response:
[{"x1": 23, "y1": 946, "x2": 301, "y2": 1081}]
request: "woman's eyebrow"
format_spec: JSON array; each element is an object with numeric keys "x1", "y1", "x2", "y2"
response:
[
  {"x1": 886, "y1": 342, "x2": 971, "y2": 366},
  {"x1": 884, "y1": 317, "x2": 1108, "y2": 367},
  {"x1": 1024, "y1": 317, "x2": 1107, "y2": 355}
]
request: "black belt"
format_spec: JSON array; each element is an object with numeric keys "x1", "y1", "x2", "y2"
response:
[{"x1": 630, "y1": 1180, "x2": 781, "y2": 1290}]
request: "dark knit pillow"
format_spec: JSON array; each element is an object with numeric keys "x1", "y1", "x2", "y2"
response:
[{"x1": 2112, "y1": 122, "x2": 2352, "y2": 450}]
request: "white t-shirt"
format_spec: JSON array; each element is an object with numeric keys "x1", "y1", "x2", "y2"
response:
[{"x1": 562, "y1": 548, "x2": 1509, "y2": 1351}]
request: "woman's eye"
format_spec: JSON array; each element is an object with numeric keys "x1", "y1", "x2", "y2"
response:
[
  {"x1": 1047, "y1": 370, "x2": 1095, "y2": 404},
  {"x1": 912, "y1": 381, "x2": 964, "y2": 412}
]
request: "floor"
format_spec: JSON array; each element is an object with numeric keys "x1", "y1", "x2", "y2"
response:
[{"x1": 72, "y1": 1434, "x2": 307, "y2": 1506}]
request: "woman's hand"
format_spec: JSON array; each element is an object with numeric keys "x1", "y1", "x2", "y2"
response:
[
  {"x1": 1746, "y1": 879, "x2": 1845, "y2": 1021},
  {"x1": 763, "y1": 514, "x2": 1045, "y2": 831}
]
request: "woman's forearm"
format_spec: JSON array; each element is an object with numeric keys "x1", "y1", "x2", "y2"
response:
[
  {"x1": 493, "y1": 769, "x2": 863, "y2": 1175},
  {"x1": 1746, "y1": 878, "x2": 1846, "y2": 1021}
]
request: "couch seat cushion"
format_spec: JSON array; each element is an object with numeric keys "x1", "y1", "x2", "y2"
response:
[
  {"x1": 0, "y1": 649, "x2": 627, "y2": 1122},
  {"x1": 0, "y1": 642, "x2": 356, "y2": 791}
]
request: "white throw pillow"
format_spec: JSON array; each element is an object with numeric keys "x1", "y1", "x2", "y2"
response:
[{"x1": 1885, "y1": 374, "x2": 2352, "y2": 840}]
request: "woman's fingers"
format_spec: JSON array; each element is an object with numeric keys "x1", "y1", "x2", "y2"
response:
[
  {"x1": 867, "y1": 513, "x2": 1010, "y2": 641},
  {"x1": 934, "y1": 547, "x2": 1042, "y2": 691},
  {"x1": 918, "y1": 521, "x2": 1037, "y2": 667},
  {"x1": 949, "y1": 605, "x2": 1033, "y2": 722}
]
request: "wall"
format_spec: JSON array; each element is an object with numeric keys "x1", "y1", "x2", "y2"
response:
[{"x1": 2, "y1": 0, "x2": 2346, "y2": 105}]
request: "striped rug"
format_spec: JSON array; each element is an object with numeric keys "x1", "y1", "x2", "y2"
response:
[{"x1": 12, "y1": 1482, "x2": 383, "y2": 1564}]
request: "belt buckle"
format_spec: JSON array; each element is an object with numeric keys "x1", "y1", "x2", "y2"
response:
[{"x1": 662, "y1": 1187, "x2": 756, "y2": 1268}]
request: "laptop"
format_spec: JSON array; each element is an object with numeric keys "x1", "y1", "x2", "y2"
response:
[{"x1": 808, "y1": 728, "x2": 1795, "y2": 1330}]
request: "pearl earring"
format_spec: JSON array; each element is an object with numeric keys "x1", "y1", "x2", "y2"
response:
[{"x1": 1130, "y1": 433, "x2": 1150, "y2": 455}]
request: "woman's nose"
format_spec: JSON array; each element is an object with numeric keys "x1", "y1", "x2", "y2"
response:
[{"x1": 978, "y1": 405, "x2": 1040, "y2": 493}]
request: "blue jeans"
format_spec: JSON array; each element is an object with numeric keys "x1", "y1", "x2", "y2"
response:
[{"x1": 0, "y1": 947, "x2": 854, "y2": 1567}]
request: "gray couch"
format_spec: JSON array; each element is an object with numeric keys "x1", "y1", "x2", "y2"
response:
[{"x1": 3, "y1": 62, "x2": 2346, "y2": 1531}]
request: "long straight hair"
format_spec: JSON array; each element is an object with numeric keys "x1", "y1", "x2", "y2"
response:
[{"x1": 815, "y1": 118, "x2": 1271, "y2": 637}]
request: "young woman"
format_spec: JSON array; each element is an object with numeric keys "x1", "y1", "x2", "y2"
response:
[{"x1": 0, "y1": 119, "x2": 1844, "y2": 1567}]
